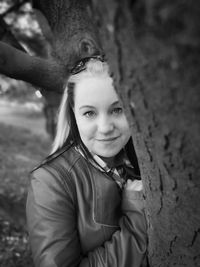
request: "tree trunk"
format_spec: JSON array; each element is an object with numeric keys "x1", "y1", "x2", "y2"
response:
[{"x1": 92, "y1": 0, "x2": 200, "y2": 266}]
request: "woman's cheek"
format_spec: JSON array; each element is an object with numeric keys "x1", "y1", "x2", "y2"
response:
[{"x1": 77, "y1": 119, "x2": 95, "y2": 138}]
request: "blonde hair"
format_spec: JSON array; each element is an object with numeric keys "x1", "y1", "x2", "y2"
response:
[{"x1": 51, "y1": 59, "x2": 111, "y2": 154}]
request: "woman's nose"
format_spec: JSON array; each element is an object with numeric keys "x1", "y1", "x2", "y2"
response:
[{"x1": 97, "y1": 115, "x2": 114, "y2": 134}]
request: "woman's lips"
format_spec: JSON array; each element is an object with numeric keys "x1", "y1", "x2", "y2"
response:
[{"x1": 96, "y1": 137, "x2": 119, "y2": 142}]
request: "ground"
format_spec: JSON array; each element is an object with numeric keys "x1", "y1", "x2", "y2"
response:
[{"x1": 0, "y1": 99, "x2": 51, "y2": 266}]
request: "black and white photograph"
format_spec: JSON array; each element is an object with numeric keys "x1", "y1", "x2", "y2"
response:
[{"x1": 0, "y1": 1, "x2": 199, "y2": 266}]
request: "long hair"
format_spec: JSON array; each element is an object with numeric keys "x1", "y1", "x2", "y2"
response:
[{"x1": 51, "y1": 59, "x2": 110, "y2": 154}]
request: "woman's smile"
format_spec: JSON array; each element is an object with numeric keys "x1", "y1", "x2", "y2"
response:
[{"x1": 96, "y1": 136, "x2": 119, "y2": 142}]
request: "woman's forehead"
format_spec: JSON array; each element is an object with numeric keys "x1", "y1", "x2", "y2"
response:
[
  {"x1": 76, "y1": 75, "x2": 113, "y2": 92},
  {"x1": 74, "y1": 76, "x2": 119, "y2": 105}
]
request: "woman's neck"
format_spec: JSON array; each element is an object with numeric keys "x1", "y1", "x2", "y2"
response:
[
  {"x1": 99, "y1": 156, "x2": 115, "y2": 167},
  {"x1": 98, "y1": 149, "x2": 125, "y2": 168}
]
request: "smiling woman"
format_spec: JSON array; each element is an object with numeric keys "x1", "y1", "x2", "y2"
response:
[{"x1": 26, "y1": 56, "x2": 148, "y2": 267}]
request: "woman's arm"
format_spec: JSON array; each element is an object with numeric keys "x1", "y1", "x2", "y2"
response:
[{"x1": 26, "y1": 167, "x2": 147, "y2": 267}]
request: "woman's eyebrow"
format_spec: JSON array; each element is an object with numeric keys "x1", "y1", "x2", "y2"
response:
[
  {"x1": 79, "y1": 101, "x2": 120, "y2": 110},
  {"x1": 79, "y1": 105, "x2": 94, "y2": 110},
  {"x1": 111, "y1": 101, "x2": 120, "y2": 106}
]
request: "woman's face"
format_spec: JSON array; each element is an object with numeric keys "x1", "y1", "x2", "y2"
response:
[{"x1": 73, "y1": 76, "x2": 131, "y2": 158}]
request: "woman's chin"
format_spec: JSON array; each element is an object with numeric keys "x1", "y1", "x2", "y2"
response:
[{"x1": 93, "y1": 147, "x2": 121, "y2": 159}]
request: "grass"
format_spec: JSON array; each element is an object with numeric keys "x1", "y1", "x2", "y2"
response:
[{"x1": 0, "y1": 122, "x2": 51, "y2": 267}]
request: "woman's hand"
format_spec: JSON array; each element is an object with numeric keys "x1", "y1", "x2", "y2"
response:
[
  {"x1": 124, "y1": 179, "x2": 143, "y2": 192},
  {"x1": 122, "y1": 179, "x2": 144, "y2": 211}
]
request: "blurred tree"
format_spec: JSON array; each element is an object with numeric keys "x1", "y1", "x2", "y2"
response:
[
  {"x1": 0, "y1": 0, "x2": 60, "y2": 137},
  {"x1": 0, "y1": 0, "x2": 200, "y2": 266}
]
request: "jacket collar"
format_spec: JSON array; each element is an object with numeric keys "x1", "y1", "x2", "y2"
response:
[{"x1": 75, "y1": 146, "x2": 135, "y2": 189}]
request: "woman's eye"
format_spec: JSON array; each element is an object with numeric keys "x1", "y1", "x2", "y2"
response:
[
  {"x1": 83, "y1": 111, "x2": 96, "y2": 118},
  {"x1": 112, "y1": 107, "x2": 123, "y2": 115}
]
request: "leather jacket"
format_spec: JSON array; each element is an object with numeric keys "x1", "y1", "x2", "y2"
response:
[{"x1": 26, "y1": 143, "x2": 147, "y2": 267}]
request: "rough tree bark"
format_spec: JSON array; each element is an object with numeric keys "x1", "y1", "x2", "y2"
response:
[
  {"x1": 92, "y1": 1, "x2": 200, "y2": 266},
  {"x1": 0, "y1": 0, "x2": 200, "y2": 266}
]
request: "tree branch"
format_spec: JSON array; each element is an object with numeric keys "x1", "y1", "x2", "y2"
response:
[
  {"x1": 0, "y1": 41, "x2": 66, "y2": 92},
  {"x1": 0, "y1": 0, "x2": 103, "y2": 93}
]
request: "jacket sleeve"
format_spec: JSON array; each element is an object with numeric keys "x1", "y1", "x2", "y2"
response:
[{"x1": 26, "y1": 166, "x2": 147, "y2": 267}]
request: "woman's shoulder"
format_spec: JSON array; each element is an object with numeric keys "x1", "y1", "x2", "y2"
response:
[
  {"x1": 31, "y1": 142, "x2": 83, "y2": 178},
  {"x1": 29, "y1": 143, "x2": 85, "y2": 201},
  {"x1": 28, "y1": 144, "x2": 81, "y2": 204}
]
